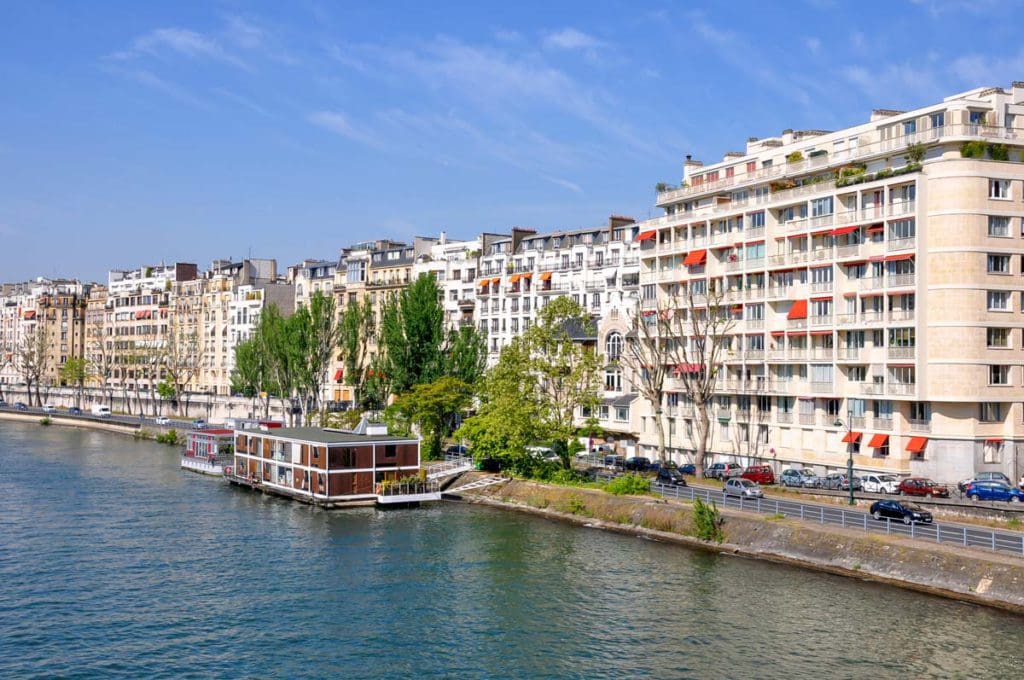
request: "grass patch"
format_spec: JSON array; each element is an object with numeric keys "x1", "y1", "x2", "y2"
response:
[
  {"x1": 555, "y1": 494, "x2": 589, "y2": 516},
  {"x1": 692, "y1": 498, "x2": 724, "y2": 543},
  {"x1": 765, "y1": 513, "x2": 786, "y2": 521},
  {"x1": 155, "y1": 429, "x2": 180, "y2": 445},
  {"x1": 603, "y1": 474, "x2": 651, "y2": 496},
  {"x1": 39, "y1": 416, "x2": 52, "y2": 426}
]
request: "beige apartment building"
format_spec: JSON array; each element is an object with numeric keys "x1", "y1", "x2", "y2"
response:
[{"x1": 633, "y1": 83, "x2": 1024, "y2": 483}]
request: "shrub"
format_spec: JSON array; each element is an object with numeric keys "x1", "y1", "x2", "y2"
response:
[
  {"x1": 39, "y1": 416, "x2": 52, "y2": 426},
  {"x1": 988, "y1": 143, "x2": 1009, "y2": 161},
  {"x1": 905, "y1": 142, "x2": 926, "y2": 165},
  {"x1": 786, "y1": 151, "x2": 804, "y2": 163},
  {"x1": 557, "y1": 494, "x2": 588, "y2": 516},
  {"x1": 692, "y1": 498, "x2": 724, "y2": 543},
  {"x1": 875, "y1": 168, "x2": 893, "y2": 180},
  {"x1": 960, "y1": 140, "x2": 987, "y2": 158},
  {"x1": 155, "y1": 429, "x2": 180, "y2": 445},
  {"x1": 546, "y1": 468, "x2": 589, "y2": 486},
  {"x1": 603, "y1": 473, "x2": 651, "y2": 496}
]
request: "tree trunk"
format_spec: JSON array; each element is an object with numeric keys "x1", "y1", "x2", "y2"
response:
[
  {"x1": 654, "y1": 407, "x2": 667, "y2": 463},
  {"x1": 694, "y1": 403, "x2": 711, "y2": 480}
]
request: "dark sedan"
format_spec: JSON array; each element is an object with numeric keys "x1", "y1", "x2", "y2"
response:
[
  {"x1": 678, "y1": 463, "x2": 697, "y2": 475},
  {"x1": 655, "y1": 468, "x2": 688, "y2": 487},
  {"x1": 14, "y1": 402, "x2": 28, "y2": 411},
  {"x1": 624, "y1": 456, "x2": 650, "y2": 472},
  {"x1": 870, "y1": 499, "x2": 933, "y2": 524}
]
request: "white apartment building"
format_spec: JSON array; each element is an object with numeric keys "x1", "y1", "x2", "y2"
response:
[
  {"x1": 225, "y1": 282, "x2": 294, "y2": 390},
  {"x1": 475, "y1": 216, "x2": 641, "y2": 361},
  {"x1": 632, "y1": 82, "x2": 1024, "y2": 483},
  {"x1": 413, "y1": 231, "x2": 481, "y2": 331}
]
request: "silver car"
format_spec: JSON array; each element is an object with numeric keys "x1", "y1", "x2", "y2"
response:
[{"x1": 724, "y1": 478, "x2": 764, "y2": 499}]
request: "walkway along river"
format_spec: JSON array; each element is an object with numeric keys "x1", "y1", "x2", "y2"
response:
[{"x1": 1, "y1": 420, "x2": 1023, "y2": 678}]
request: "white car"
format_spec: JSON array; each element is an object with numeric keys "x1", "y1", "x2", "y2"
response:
[
  {"x1": 724, "y1": 478, "x2": 764, "y2": 499},
  {"x1": 42, "y1": 404, "x2": 57, "y2": 414},
  {"x1": 861, "y1": 474, "x2": 899, "y2": 494},
  {"x1": 155, "y1": 417, "x2": 170, "y2": 426}
]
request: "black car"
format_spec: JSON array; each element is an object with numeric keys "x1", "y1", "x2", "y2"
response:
[
  {"x1": 603, "y1": 455, "x2": 626, "y2": 469},
  {"x1": 678, "y1": 463, "x2": 697, "y2": 475},
  {"x1": 625, "y1": 456, "x2": 650, "y2": 472},
  {"x1": 0, "y1": 399, "x2": 6, "y2": 408},
  {"x1": 14, "y1": 402, "x2": 28, "y2": 411},
  {"x1": 445, "y1": 445, "x2": 469, "y2": 456},
  {"x1": 656, "y1": 468, "x2": 688, "y2": 487},
  {"x1": 645, "y1": 460, "x2": 663, "y2": 473},
  {"x1": 869, "y1": 499, "x2": 933, "y2": 525},
  {"x1": 68, "y1": 406, "x2": 82, "y2": 415}
]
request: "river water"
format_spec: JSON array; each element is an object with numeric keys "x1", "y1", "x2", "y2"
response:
[{"x1": 1, "y1": 421, "x2": 1022, "y2": 679}]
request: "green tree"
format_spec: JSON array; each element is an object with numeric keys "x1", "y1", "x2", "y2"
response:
[
  {"x1": 60, "y1": 357, "x2": 89, "y2": 409},
  {"x1": 377, "y1": 274, "x2": 445, "y2": 399},
  {"x1": 523, "y1": 296, "x2": 601, "y2": 468},
  {"x1": 230, "y1": 336, "x2": 276, "y2": 419},
  {"x1": 338, "y1": 297, "x2": 374, "y2": 406},
  {"x1": 391, "y1": 376, "x2": 473, "y2": 459},
  {"x1": 300, "y1": 290, "x2": 342, "y2": 422},
  {"x1": 445, "y1": 324, "x2": 487, "y2": 386}
]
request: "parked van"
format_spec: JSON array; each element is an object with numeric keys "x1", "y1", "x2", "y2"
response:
[{"x1": 90, "y1": 405, "x2": 112, "y2": 417}]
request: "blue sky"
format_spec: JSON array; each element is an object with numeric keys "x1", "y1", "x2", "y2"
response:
[{"x1": 1, "y1": 0, "x2": 1020, "y2": 281}]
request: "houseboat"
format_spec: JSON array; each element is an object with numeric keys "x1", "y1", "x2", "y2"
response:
[
  {"x1": 181, "y1": 429, "x2": 235, "y2": 476},
  {"x1": 225, "y1": 423, "x2": 427, "y2": 506}
]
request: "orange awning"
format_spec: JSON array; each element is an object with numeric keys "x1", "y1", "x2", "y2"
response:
[
  {"x1": 906, "y1": 436, "x2": 928, "y2": 453},
  {"x1": 479, "y1": 282, "x2": 489, "y2": 291},
  {"x1": 868, "y1": 434, "x2": 889, "y2": 448},
  {"x1": 787, "y1": 300, "x2": 808, "y2": 320},
  {"x1": 510, "y1": 274, "x2": 521, "y2": 284},
  {"x1": 984, "y1": 438, "x2": 1003, "y2": 444},
  {"x1": 683, "y1": 249, "x2": 707, "y2": 266},
  {"x1": 23, "y1": 310, "x2": 36, "y2": 319},
  {"x1": 522, "y1": 272, "x2": 533, "y2": 279},
  {"x1": 770, "y1": 330, "x2": 786, "y2": 337},
  {"x1": 636, "y1": 229, "x2": 656, "y2": 242},
  {"x1": 841, "y1": 431, "x2": 862, "y2": 444},
  {"x1": 832, "y1": 225, "x2": 859, "y2": 236},
  {"x1": 539, "y1": 272, "x2": 552, "y2": 281},
  {"x1": 491, "y1": 278, "x2": 501, "y2": 286},
  {"x1": 884, "y1": 253, "x2": 915, "y2": 262}
]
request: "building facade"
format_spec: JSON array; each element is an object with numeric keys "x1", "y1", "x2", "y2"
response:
[{"x1": 634, "y1": 83, "x2": 1024, "y2": 483}]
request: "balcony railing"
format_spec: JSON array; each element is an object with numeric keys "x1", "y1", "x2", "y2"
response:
[
  {"x1": 777, "y1": 412, "x2": 794, "y2": 424},
  {"x1": 809, "y1": 314, "x2": 832, "y2": 327},
  {"x1": 861, "y1": 383, "x2": 885, "y2": 395},
  {"x1": 798, "y1": 413, "x2": 817, "y2": 426},
  {"x1": 887, "y1": 238, "x2": 916, "y2": 252},
  {"x1": 810, "y1": 281, "x2": 833, "y2": 294},
  {"x1": 887, "y1": 383, "x2": 916, "y2": 396},
  {"x1": 888, "y1": 273, "x2": 915, "y2": 288},
  {"x1": 888, "y1": 309, "x2": 915, "y2": 321},
  {"x1": 887, "y1": 346, "x2": 916, "y2": 360},
  {"x1": 874, "y1": 417, "x2": 893, "y2": 431},
  {"x1": 859, "y1": 277, "x2": 884, "y2": 291},
  {"x1": 810, "y1": 381, "x2": 834, "y2": 393},
  {"x1": 909, "y1": 419, "x2": 932, "y2": 432}
]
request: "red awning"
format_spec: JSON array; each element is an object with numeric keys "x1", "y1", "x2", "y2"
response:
[
  {"x1": 811, "y1": 228, "x2": 833, "y2": 236},
  {"x1": 683, "y1": 249, "x2": 707, "y2": 266},
  {"x1": 509, "y1": 274, "x2": 521, "y2": 284},
  {"x1": 868, "y1": 434, "x2": 889, "y2": 448},
  {"x1": 832, "y1": 225, "x2": 859, "y2": 236},
  {"x1": 843, "y1": 292, "x2": 857, "y2": 297},
  {"x1": 868, "y1": 255, "x2": 885, "y2": 262},
  {"x1": 786, "y1": 329, "x2": 807, "y2": 336},
  {"x1": 787, "y1": 299, "x2": 808, "y2": 320},
  {"x1": 866, "y1": 224, "x2": 885, "y2": 233},
  {"x1": 677, "y1": 363, "x2": 702, "y2": 374},
  {"x1": 984, "y1": 438, "x2": 1004, "y2": 444},
  {"x1": 23, "y1": 310, "x2": 36, "y2": 319},
  {"x1": 636, "y1": 229, "x2": 656, "y2": 242},
  {"x1": 731, "y1": 305, "x2": 743, "y2": 313},
  {"x1": 770, "y1": 330, "x2": 786, "y2": 337},
  {"x1": 810, "y1": 295, "x2": 832, "y2": 302},
  {"x1": 809, "y1": 330, "x2": 832, "y2": 336},
  {"x1": 841, "y1": 431, "x2": 862, "y2": 444},
  {"x1": 333, "y1": 369, "x2": 343, "y2": 382},
  {"x1": 885, "y1": 253, "x2": 915, "y2": 262},
  {"x1": 906, "y1": 436, "x2": 928, "y2": 453},
  {"x1": 745, "y1": 239, "x2": 765, "y2": 245}
]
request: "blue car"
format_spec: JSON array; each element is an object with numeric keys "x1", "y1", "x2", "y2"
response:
[
  {"x1": 678, "y1": 463, "x2": 697, "y2": 475},
  {"x1": 964, "y1": 481, "x2": 1024, "y2": 503}
]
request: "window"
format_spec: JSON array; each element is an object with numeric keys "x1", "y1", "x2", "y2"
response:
[
  {"x1": 811, "y1": 197, "x2": 834, "y2": 217},
  {"x1": 989, "y1": 216, "x2": 1010, "y2": 237},
  {"x1": 615, "y1": 407, "x2": 629, "y2": 421},
  {"x1": 983, "y1": 440, "x2": 1003, "y2": 464},
  {"x1": 970, "y1": 110, "x2": 987, "y2": 125},
  {"x1": 930, "y1": 112, "x2": 945, "y2": 129},
  {"x1": 979, "y1": 402, "x2": 1003, "y2": 422},
  {"x1": 989, "y1": 365, "x2": 1010, "y2": 385},
  {"x1": 902, "y1": 120, "x2": 917, "y2": 135},
  {"x1": 889, "y1": 219, "x2": 916, "y2": 241},
  {"x1": 989, "y1": 179, "x2": 1011, "y2": 199},
  {"x1": 910, "y1": 402, "x2": 931, "y2": 421},
  {"x1": 987, "y1": 290, "x2": 1010, "y2": 310},
  {"x1": 605, "y1": 332, "x2": 623, "y2": 360},
  {"x1": 605, "y1": 369, "x2": 622, "y2": 392},
  {"x1": 749, "y1": 211, "x2": 765, "y2": 229},
  {"x1": 988, "y1": 254, "x2": 1011, "y2": 274},
  {"x1": 987, "y1": 328, "x2": 1010, "y2": 348}
]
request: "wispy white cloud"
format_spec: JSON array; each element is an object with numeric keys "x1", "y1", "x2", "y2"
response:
[
  {"x1": 224, "y1": 16, "x2": 265, "y2": 50},
  {"x1": 842, "y1": 62, "x2": 943, "y2": 103},
  {"x1": 909, "y1": 0, "x2": 998, "y2": 18},
  {"x1": 950, "y1": 49, "x2": 1024, "y2": 88},
  {"x1": 494, "y1": 29, "x2": 523, "y2": 43},
  {"x1": 543, "y1": 28, "x2": 604, "y2": 50},
  {"x1": 107, "y1": 66, "x2": 211, "y2": 108},
  {"x1": 804, "y1": 36, "x2": 821, "y2": 55},
  {"x1": 214, "y1": 88, "x2": 272, "y2": 117},
  {"x1": 308, "y1": 110, "x2": 385, "y2": 149},
  {"x1": 541, "y1": 175, "x2": 583, "y2": 193},
  {"x1": 110, "y1": 27, "x2": 248, "y2": 69}
]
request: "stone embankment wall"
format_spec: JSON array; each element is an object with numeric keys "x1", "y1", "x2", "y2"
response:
[
  {"x1": 455, "y1": 475, "x2": 1024, "y2": 615},
  {"x1": 0, "y1": 411, "x2": 142, "y2": 436}
]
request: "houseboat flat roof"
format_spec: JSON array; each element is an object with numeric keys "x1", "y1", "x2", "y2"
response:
[{"x1": 245, "y1": 426, "x2": 417, "y2": 444}]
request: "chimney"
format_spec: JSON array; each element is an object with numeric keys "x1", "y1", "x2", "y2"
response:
[{"x1": 439, "y1": 230, "x2": 447, "y2": 245}]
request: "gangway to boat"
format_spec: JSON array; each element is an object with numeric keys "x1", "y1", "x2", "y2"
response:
[
  {"x1": 425, "y1": 454, "x2": 474, "y2": 480},
  {"x1": 447, "y1": 475, "x2": 506, "y2": 493}
]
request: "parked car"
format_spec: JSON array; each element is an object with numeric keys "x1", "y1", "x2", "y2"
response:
[
  {"x1": 705, "y1": 462, "x2": 743, "y2": 480},
  {"x1": 780, "y1": 468, "x2": 820, "y2": 488},
  {"x1": 625, "y1": 456, "x2": 651, "y2": 472},
  {"x1": 589, "y1": 444, "x2": 615, "y2": 456},
  {"x1": 42, "y1": 404, "x2": 57, "y2": 414},
  {"x1": 68, "y1": 407, "x2": 82, "y2": 415},
  {"x1": 723, "y1": 478, "x2": 764, "y2": 499},
  {"x1": 897, "y1": 477, "x2": 949, "y2": 498},
  {"x1": 958, "y1": 471, "x2": 1013, "y2": 493},
  {"x1": 445, "y1": 444, "x2": 469, "y2": 456},
  {"x1": 870, "y1": 499, "x2": 933, "y2": 525},
  {"x1": 741, "y1": 465, "x2": 776, "y2": 485},
  {"x1": 603, "y1": 455, "x2": 626, "y2": 470},
  {"x1": 192, "y1": 419, "x2": 208, "y2": 430},
  {"x1": 155, "y1": 416, "x2": 170, "y2": 426},
  {"x1": 656, "y1": 468, "x2": 688, "y2": 487},
  {"x1": 0, "y1": 399, "x2": 7, "y2": 407},
  {"x1": 861, "y1": 474, "x2": 899, "y2": 494},
  {"x1": 15, "y1": 402, "x2": 29, "y2": 411},
  {"x1": 963, "y1": 481, "x2": 1024, "y2": 503},
  {"x1": 645, "y1": 460, "x2": 664, "y2": 473},
  {"x1": 526, "y1": 446, "x2": 560, "y2": 462},
  {"x1": 822, "y1": 473, "x2": 862, "y2": 491},
  {"x1": 678, "y1": 463, "x2": 697, "y2": 476}
]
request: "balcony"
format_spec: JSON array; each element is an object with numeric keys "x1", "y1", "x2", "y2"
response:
[
  {"x1": 873, "y1": 417, "x2": 894, "y2": 431},
  {"x1": 768, "y1": 254, "x2": 786, "y2": 267},
  {"x1": 888, "y1": 200, "x2": 916, "y2": 217},
  {"x1": 788, "y1": 348, "x2": 807, "y2": 360},
  {"x1": 810, "y1": 381, "x2": 834, "y2": 393},
  {"x1": 746, "y1": 318, "x2": 765, "y2": 330},
  {"x1": 887, "y1": 238, "x2": 916, "y2": 252},
  {"x1": 909, "y1": 418, "x2": 932, "y2": 432},
  {"x1": 766, "y1": 286, "x2": 788, "y2": 300},
  {"x1": 835, "y1": 244, "x2": 861, "y2": 259},
  {"x1": 809, "y1": 314, "x2": 832, "y2": 327},
  {"x1": 861, "y1": 382, "x2": 885, "y2": 395},
  {"x1": 798, "y1": 413, "x2": 817, "y2": 426},
  {"x1": 836, "y1": 313, "x2": 857, "y2": 326},
  {"x1": 838, "y1": 347, "x2": 861, "y2": 361},
  {"x1": 809, "y1": 348, "x2": 834, "y2": 360},
  {"x1": 850, "y1": 416, "x2": 867, "y2": 429},
  {"x1": 862, "y1": 311, "x2": 884, "y2": 324},
  {"x1": 887, "y1": 346, "x2": 916, "y2": 360},
  {"x1": 888, "y1": 273, "x2": 915, "y2": 288},
  {"x1": 887, "y1": 383, "x2": 916, "y2": 396},
  {"x1": 810, "y1": 280, "x2": 833, "y2": 294},
  {"x1": 859, "y1": 277, "x2": 884, "y2": 291},
  {"x1": 777, "y1": 412, "x2": 794, "y2": 424},
  {"x1": 888, "y1": 308, "x2": 915, "y2": 321}
]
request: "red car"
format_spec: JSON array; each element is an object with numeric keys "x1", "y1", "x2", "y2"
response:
[
  {"x1": 897, "y1": 477, "x2": 950, "y2": 498},
  {"x1": 741, "y1": 465, "x2": 776, "y2": 485}
]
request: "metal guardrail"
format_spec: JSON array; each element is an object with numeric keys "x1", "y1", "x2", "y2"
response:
[{"x1": 591, "y1": 472, "x2": 1024, "y2": 558}]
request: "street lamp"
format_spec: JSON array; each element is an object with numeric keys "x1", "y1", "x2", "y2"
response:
[{"x1": 833, "y1": 410, "x2": 855, "y2": 506}]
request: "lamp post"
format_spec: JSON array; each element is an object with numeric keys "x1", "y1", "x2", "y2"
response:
[{"x1": 833, "y1": 410, "x2": 855, "y2": 506}]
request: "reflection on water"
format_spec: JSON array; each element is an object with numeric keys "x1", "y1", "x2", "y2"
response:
[{"x1": 1, "y1": 421, "x2": 1021, "y2": 679}]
